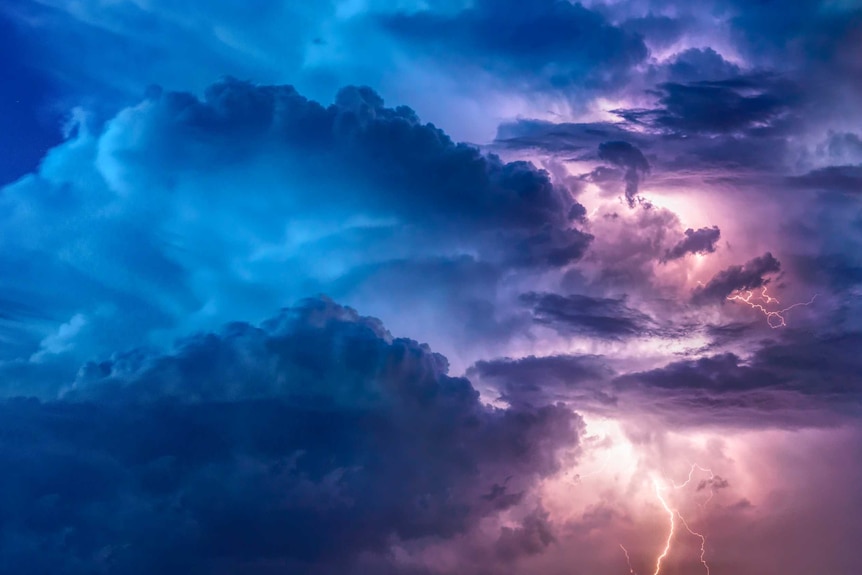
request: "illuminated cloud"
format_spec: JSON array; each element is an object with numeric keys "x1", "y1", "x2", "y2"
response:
[
  {"x1": 2, "y1": 0, "x2": 862, "y2": 573},
  {"x1": 663, "y1": 226, "x2": 721, "y2": 262},
  {"x1": 0, "y1": 78, "x2": 591, "y2": 390},
  {"x1": 692, "y1": 253, "x2": 781, "y2": 305}
]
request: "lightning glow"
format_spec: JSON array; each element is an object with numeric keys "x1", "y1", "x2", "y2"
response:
[
  {"x1": 651, "y1": 477, "x2": 677, "y2": 575},
  {"x1": 727, "y1": 286, "x2": 817, "y2": 328},
  {"x1": 619, "y1": 466, "x2": 714, "y2": 575},
  {"x1": 673, "y1": 463, "x2": 717, "y2": 507},
  {"x1": 567, "y1": 420, "x2": 721, "y2": 575}
]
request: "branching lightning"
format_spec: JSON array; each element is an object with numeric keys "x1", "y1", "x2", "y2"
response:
[
  {"x1": 727, "y1": 286, "x2": 817, "y2": 328},
  {"x1": 673, "y1": 463, "x2": 716, "y2": 507},
  {"x1": 577, "y1": 421, "x2": 717, "y2": 575},
  {"x1": 620, "y1": 465, "x2": 715, "y2": 575}
]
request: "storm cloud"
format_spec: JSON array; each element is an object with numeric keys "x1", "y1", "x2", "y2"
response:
[
  {"x1": 597, "y1": 141, "x2": 650, "y2": 208},
  {"x1": 521, "y1": 292, "x2": 655, "y2": 340},
  {"x1": 663, "y1": 226, "x2": 721, "y2": 262},
  {"x1": 0, "y1": 298, "x2": 580, "y2": 574},
  {"x1": 382, "y1": 0, "x2": 648, "y2": 93},
  {"x1": 692, "y1": 253, "x2": 782, "y2": 304},
  {"x1": 4, "y1": 0, "x2": 862, "y2": 573}
]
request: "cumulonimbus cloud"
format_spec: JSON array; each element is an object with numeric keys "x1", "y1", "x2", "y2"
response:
[{"x1": 0, "y1": 297, "x2": 581, "y2": 574}]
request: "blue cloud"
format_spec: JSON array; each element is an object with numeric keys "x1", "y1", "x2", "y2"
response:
[
  {"x1": 0, "y1": 297, "x2": 579, "y2": 574},
  {"x1": 0, "y1": 79, "x2": 590, "y2": 396},
  {"x1": 382, "y1": 0, "x2": 648, "y2": 92}
]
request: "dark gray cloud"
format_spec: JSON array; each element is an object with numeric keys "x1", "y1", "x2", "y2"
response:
[
  {"x1": 788, "y1": 165, "x2": 862, "y2": 194},
  {"x1": 664, "y1": 48, "x2": 742, "y2": 83},
  {"x1": 470, "y1": 326, "x2": 862, "y2": 428},
  {"x1": 619, "y1": 352, "x2": 778, "y2": 393},
  {"x1": 792, "y1": 253, "x2": 862, "y2": 293},
  {"x1": 494, "y1": 120, "x2": 647, "y2": 156},
  {"x1": 520, "y1": 292, "x2": 655, "y2": 340},
  {"x1": 692, "y1": 252, "x2": 781, "y2": 304},
  {"x1": 597, "y1": 141, "x2": 650, "y2": 208},
  {"x1": 493, "y1": 114, "x2": 791, "y2": 174},
  {"x1": 495, "y1": 508, "x2": 555, "y2": 561},
  {"x1": 0, "y1": 297, "x2": 580, "y2": 574},
  {"x1": 725, "y1": 0, "x2": 862, "y2": 75},
  {"x1": 381, "y1": 0, "x2": 648, "y2": 92},
  {"x1": 138, "y1": 79, "x2": 584, "y2": 239},
  {"x1": 159, "y1": 80, "x2": 592, "y2": 270},
  {"x1": 468, "y1": 354, "x2": 614, "y2": 409},
  {"x1": 620, "y1": 14, "x2": 687, "y2": 50},
  {"x1": 697, "y1": 321, "x2": 760, "y2": 353},
  {"x1": 663, "y1": 226, "x2": 721, "y2": 262},
  {"x1": 615, "y1": 330, "x2": 862, "y2": 426},
  {"x1": 613, "y1": 75, "x2": 798, "y2": 135}
]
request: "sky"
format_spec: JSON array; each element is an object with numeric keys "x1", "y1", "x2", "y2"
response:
[{"x1": 1, "y1": 0, "x2": 862, "y2": 574}]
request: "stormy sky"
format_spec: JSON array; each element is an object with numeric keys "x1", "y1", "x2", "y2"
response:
[{"x1": 1, "y1": 1, "x2": 861, "y2": 573}]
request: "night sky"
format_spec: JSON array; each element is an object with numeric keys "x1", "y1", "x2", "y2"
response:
[{"x1": 2, "y1": 1, "x2": 862, "y2": 574}]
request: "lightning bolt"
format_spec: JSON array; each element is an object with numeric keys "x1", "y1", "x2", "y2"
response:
[
  {"x1": 678, "y1": 513, "x2": 710, "y2": 575},
  {"x1": 673, "y1": 463, "x2": 716, "y2": 507},
  {"x1": 620, "y1": 543, "x2": 638, "y2": 575},
  {"x1": 727, "y1": 286, "x2": 817, "y2": 328},
  {"x1": 651, "y1": 477, "x2": 676, "y2": 575},
  {"x1": 620, "y1": 466, "x2": 714, "y2": 575}
]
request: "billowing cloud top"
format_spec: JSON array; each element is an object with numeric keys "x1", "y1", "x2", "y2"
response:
[{"x1": 2, "y1": 0, "x2": 862, "y2": 573}]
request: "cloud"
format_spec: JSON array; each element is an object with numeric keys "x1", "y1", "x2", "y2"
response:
[
  {"x1": 494, "y1": 120, "x2": 647, "y2": 156},
  {"x1": 663, "y1": 226, "x2": 721, "y2": 262},
  {"x1": 620, "y1": 14, "x2": 687, "y2": 50},
  {"x1": 815, "y1": 131, "x2": 862, "y2": 165},
  {"x1": 0, "y1": 297, "x2": 581, "y2": 574},
  {"x1": 692, "y1": 252, "x2": 781, "y2": 304},
  {"x1": 597, "y1": 141, "x2": 650, "y2": 208},
  {"x1": 0, "y1": 11, "x2": 65, "y2": 186},
  {"x1": 495, "y1": 507, "x2": 555, "y2": 561},
  {"x1": 664, "y1": 48, "x2": 742, "y2": 83},
  {"x1": 468, "y1": 354, "x2": 614, "y2": 409},
  {"x1": 788, "y1": 165, "x2": 862, "y2": 194},
  {"x1": 3, "y1": 2, "x2": 862, "y2": 574},
  {"x1": 792, "y1": 253, "x2": 862, "y2": 292},
  {"x1": 0, "y1": 78, "x2": 591, "y2": 386},
  {"x1": 614, "y1": 329, "x2": 862, "y2": 427},
  {"x1": 381, "y1": 0, "x2": 648, "y2": 93},
  {"x1": 520, "y1": 292, "x2": 655, "y2": 340},
  {"x1": 613, "y1": 75, "x2": 798, "y2": 135},
  {"x1": 112, "y1": 79, "x2": 580, "y2": 235}
]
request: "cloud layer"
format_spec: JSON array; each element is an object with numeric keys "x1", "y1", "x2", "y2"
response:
[
  {"x1": 3, "y1": 0, "x2": 862, "y2": 572},
  {"x1": 1, "y1": 298, "x2": 580, "y2": 574}
]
